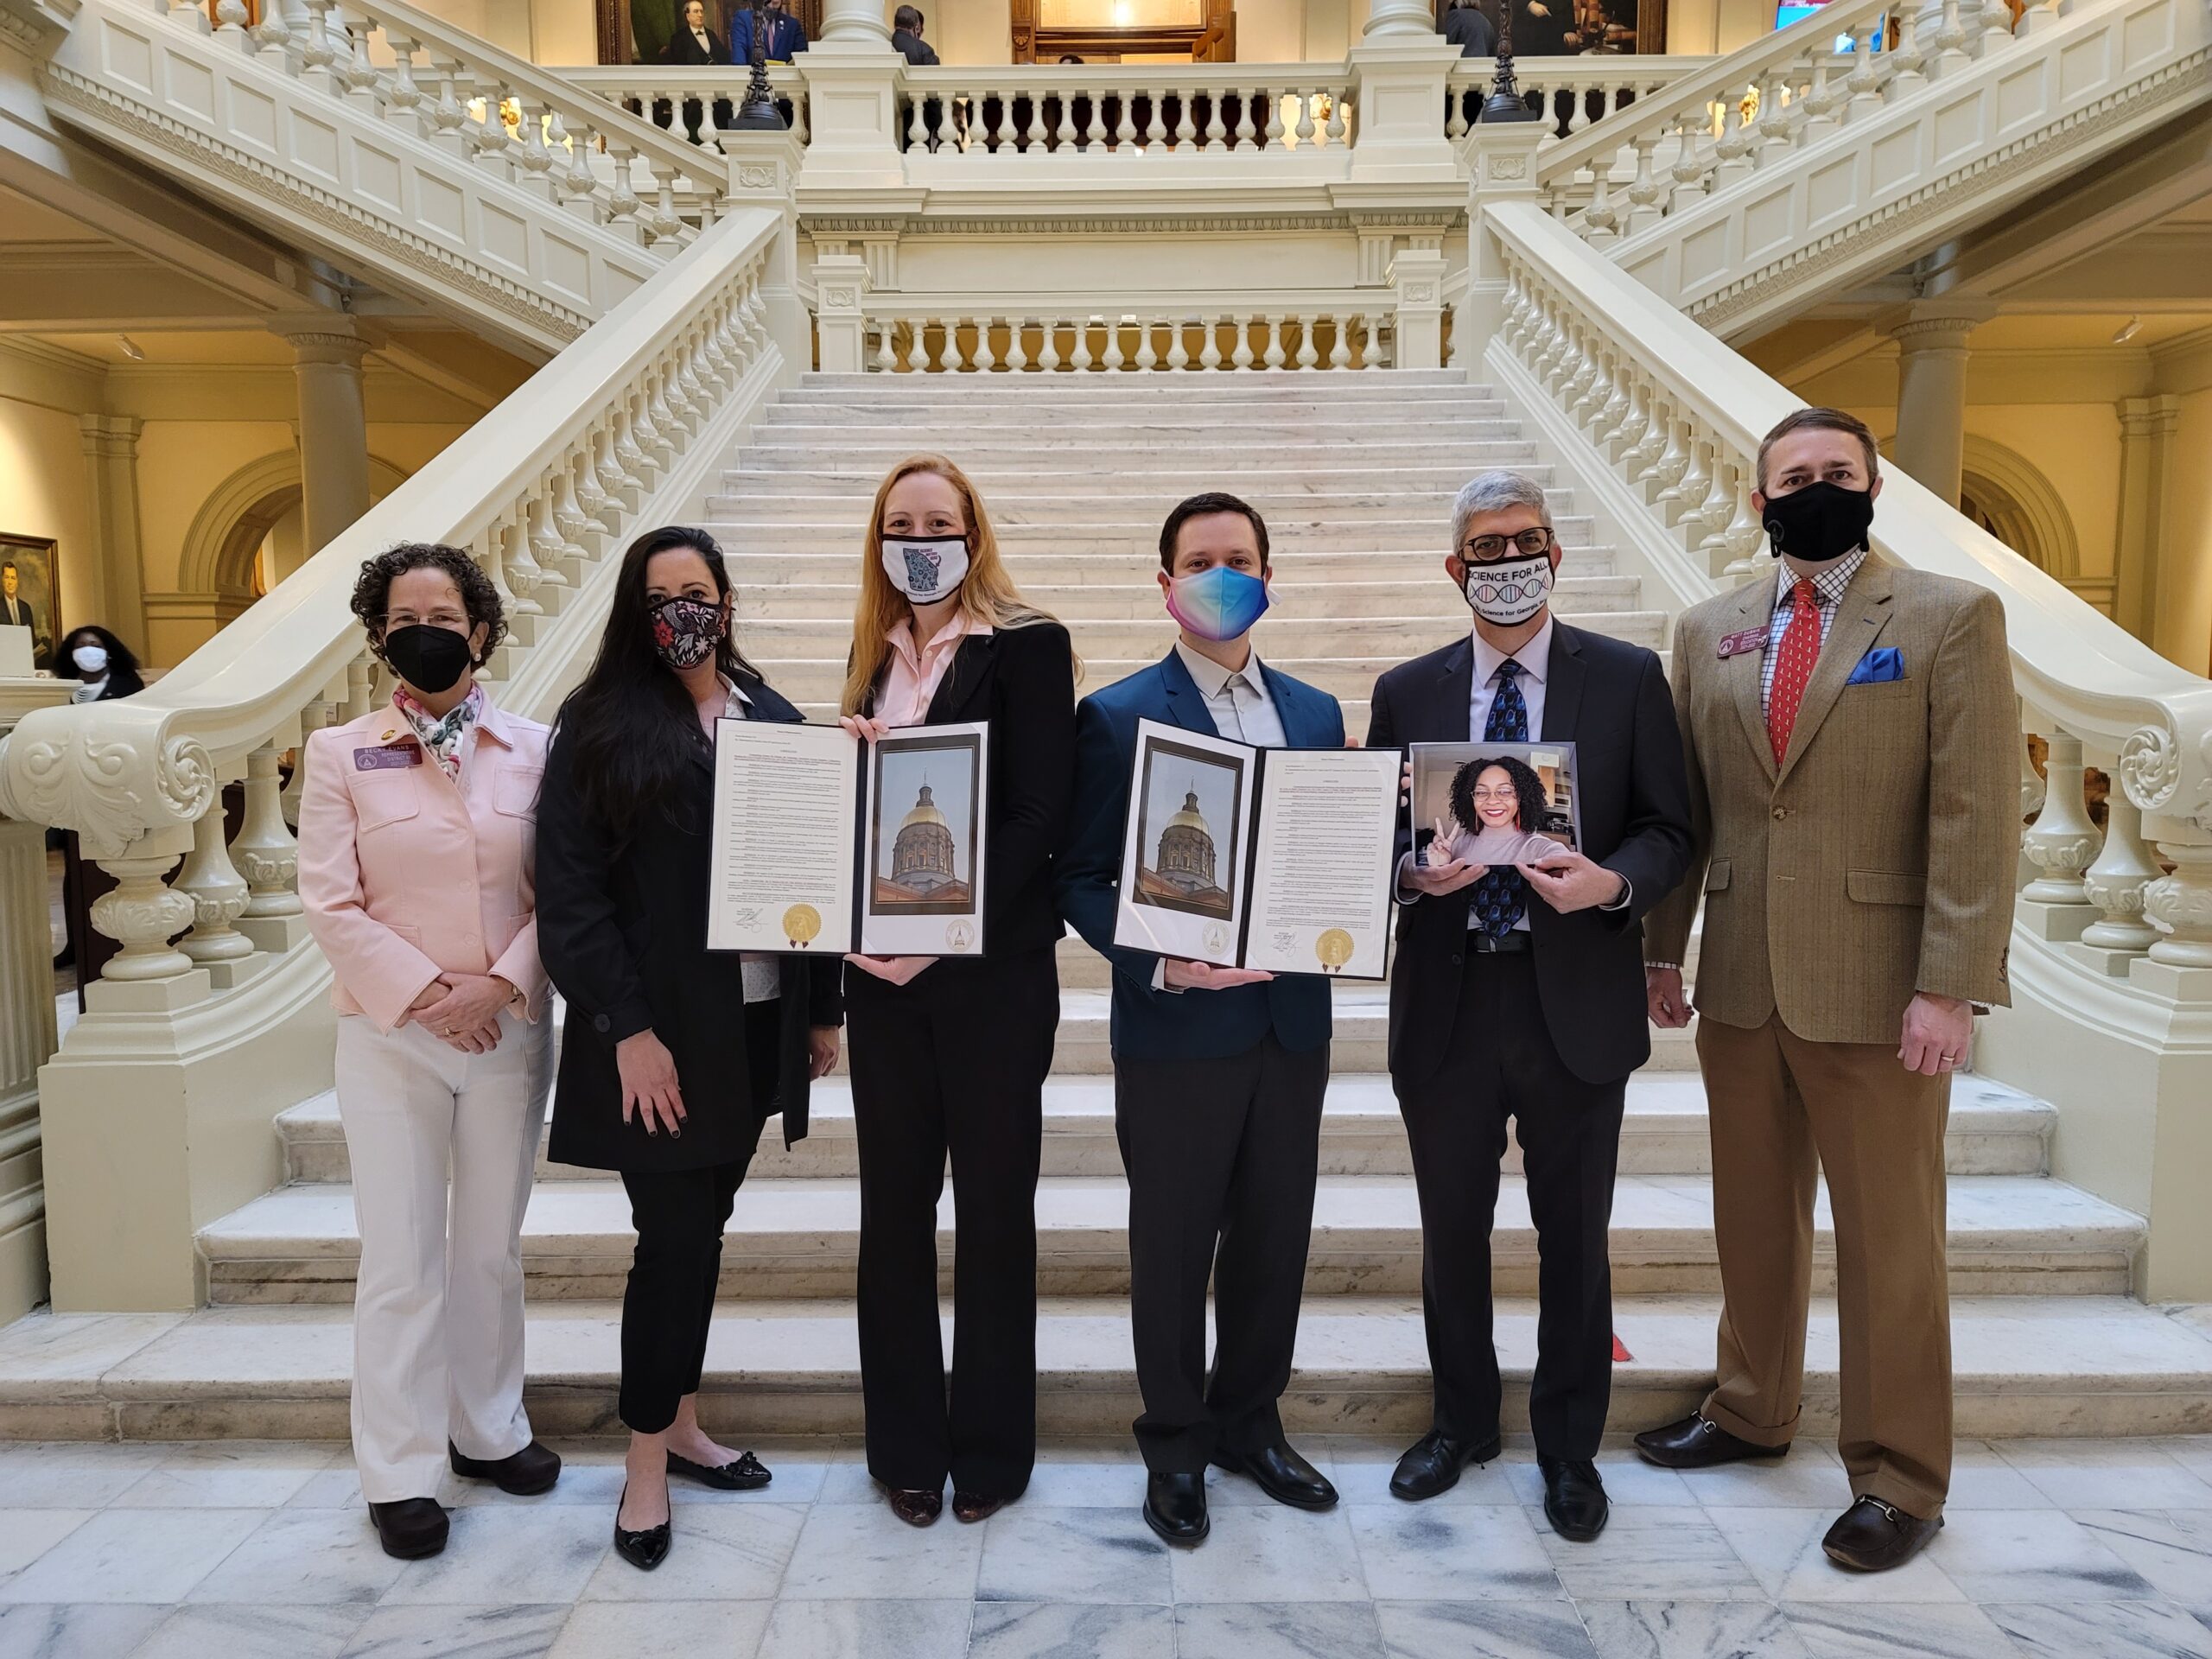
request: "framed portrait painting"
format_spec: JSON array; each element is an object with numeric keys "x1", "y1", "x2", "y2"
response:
[{"x1": 0, "y1": 534, "x2": 59, "y2": 673}]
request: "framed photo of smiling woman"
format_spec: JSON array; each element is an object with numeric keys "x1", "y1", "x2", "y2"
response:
[{"x1": 1409, "y1": 740, "x2": 1582, "y2": 871}]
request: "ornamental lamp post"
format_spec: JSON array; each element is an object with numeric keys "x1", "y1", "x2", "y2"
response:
[
  {"x1": 1483, "y1": 0, "x2": 1541, "y2": 123},
  {"x1": 730, "y1": 0, "x2": 787, "y2": 131}
]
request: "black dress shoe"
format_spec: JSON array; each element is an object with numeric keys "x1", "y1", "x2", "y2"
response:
[
  {"x1": 613, "y1": 1483, "x2": 671, "y2": 1571},
  {"x1": 1538, "y1": 1455, "x2": 1609, "y2": 1541},
  {"x1": 448, "y1": 1439, "x2": 562, "y2": 1497},
  {"x1": 1389, "y1": 1430, "x2": 1503, "y2": 1501},
  {"x1": 1632, "y1": 1414, "x2": 1789, "y2": 1470},
  {"x1": 1211, "y1": 1440, "x2": 1338, "y2": 1510},
  {"x1": 1143, "y1": 1471, "x2": 1209, "y2": 1545},
  {"x1": 667, "y1": 1449, "x2": 772, "y2": 1491},
  {"x1": 367, "y1": 1497, "x2": 448, "y2": 1560},
  {"x1": 1822, "y1": 1495, "x2": 1942, "y2": 1571}
]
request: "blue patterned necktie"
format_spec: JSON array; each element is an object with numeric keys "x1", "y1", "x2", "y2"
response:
[{"x1": 1471, "y1": 659, "x2": 1528, "y2": 938}]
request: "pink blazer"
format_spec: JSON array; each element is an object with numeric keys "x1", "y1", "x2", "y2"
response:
[{"x1": 298, "y1": 696, "x2": 551, "y2": 1032}]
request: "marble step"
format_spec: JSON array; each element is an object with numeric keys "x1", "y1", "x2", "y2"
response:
[
  {"x1": 721, "y1": 545, "x2": 1617, "y2": 583},
  {"x1": 196, "y1": 1170, "x2": 2140, "y2": 1305},
  {"x1": 734, "y1": 612, "x2": 1659, "y2": 659},
  {"x1": 11, "y1": 1294, "x2": 2207, "y2": 1443},
  {"x1": 273, "y1": 1073, "x2": 2053, "y2": 1187},
  {"x1": 777, "y1": 370, "x2": 1486, "y2": 404},
  {"x1": 736, "y1": 437, "x2": 1543, "y2": 470},
  {"x1": 747, "y1": 418, "x2": 1525, "y2": 448},
  {"x1": 713, "y1": 493, "x2": 1582, "y2": 527},
  {"x1": 730, "y1": 576, "x2": 1646, "y2": 622},
  {"x1": 717, "y1": 461, "x2": 1548, "y2": 497},
  {"x1": 704, "y1": 517, "x2": 1537, "y2": 548}
]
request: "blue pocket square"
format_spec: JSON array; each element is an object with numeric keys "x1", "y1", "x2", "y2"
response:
[{"x1": 1846, "y1": 647, "x2": 1904, "y2": 686}]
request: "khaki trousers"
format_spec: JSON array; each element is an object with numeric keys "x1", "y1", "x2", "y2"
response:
[{"x1": 1696, "y1": 1013, "x2": 1953, "y2": 1519}]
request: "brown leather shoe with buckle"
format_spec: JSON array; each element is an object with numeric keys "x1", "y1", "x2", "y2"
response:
[{"x1": 1822, "y1": 1495, "x2": 1942, "y2": 1571}]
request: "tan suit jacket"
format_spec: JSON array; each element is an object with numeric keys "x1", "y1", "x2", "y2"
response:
[{"x1": 1644, "y1": 556, "x2": 2015, "y2": 1046}]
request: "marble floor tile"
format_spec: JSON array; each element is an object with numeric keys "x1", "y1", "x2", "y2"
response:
[
  {"x1": 1574, "y1": 1600, "x2": 1814, "y2": 1659},
  {"x1": 1779, "y1": 1601, "x2": 2024, "y2": 1659},
  {"x1": 812, "y1": 1461, "x2": 889, "y2": 1505},
  {"x1": 374, "y1": 1503, "x2": 610, "y2": 1606},
  {"x1": 2151, "y1": 1438, "x2": 2212, "y2": 1484},
  {"x1": 965, "y1": 1599, "x2": 1174, "y2": 1659},
  {"x1": 0, "y1": 1506, "x2": 268, "y2": 1605},
  {"x1": 1995, "y1": 1440, "x2": 2212, "y2": 1511},
  {"x1": 575, "y1": 1500, "x2": 804, "y2": 1602},
  {"x1": 1020, "y1": 1447, "x2": 1146, "y2": 1510},
  {"x1": 284, "y1": 1465, "x2": 368, "y2": 1511},
  {"x1": 1173, "y1": 1599, "x2": 1389, "y2": 1659},
  {"x1": 778, "y1": 1504, "x2": 985, "y2": 1600},
  {"x1": 0, "y1": 1602, "x2": 169, "y2": 1659},
  {"x1": 751, "y1": 1598, "x2": 972, "y2": 1659},
  {"x1": 1925, "y1": 1509, "x2": 2160, "y2": 1603},
  {"x1": 335, "y1": 1602, "x2": 571, "y2": 1658},
  {"x1": 1705, "y1": 1506, "x2": 1965, "y2": 1603},
  {"x1": 1346, "y1": 1503, "x2": 1560, "y2": 1602},
  {"x1": 974, "y1": 1506, "x2": 1171, "y2": 1605},
  {"x1": 1166, "y1": 1507, "x2": 1370, "y2": 1604},
  {"x1": 545, "y1": 1598, "x2": 772, "y2": 1658},
  {"x1": 187, "y1": 1508, "x2": 419, "y2": 1605},
  {"x1": 1207, "y1": 1447, "x2": 1339, "y2": 1508},
  {"x1": 1372, "y1": 1599, "x2": 1602, "y2": 1659},
  {"x1": 1496, "y1": 1453, "x2": 1696, "y2": 1510},
  {"x1": 132, "y1": 1602, "x2": 367, "y2": 1659},
  {"x1": 1982, "y1": 1599, "x2": 2212, "y2": 1659},
  {"x1": 1319, "y1": 1441, "x2": 1524, "y2": 1509},
  {"x1": 117, "y1": 1442, "x2": 340, "y2": 1510},
  {"x1": 2072, "y1": 1510, "x2": 2212, "y2": 1613},
  {"x1": 0, "y1": 1441, "x2": 168, "y2": 1509},
  {"x1": 1943, "y1": 1440, "x2": 2061, "y2": 1511},
  {"x1": 1660, "y1": 1446, "x2": 1854, "y2": 1511},
  {"x1": 0, "y1": 1513, "x2": 91, "y2": 1580},
  {"x1": 1528, "y1": 1507, "x2": 1764, "y2": 1603}
]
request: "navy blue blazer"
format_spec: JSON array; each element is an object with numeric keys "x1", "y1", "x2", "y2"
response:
[
  {"x1": 1056, "y1": 648, "x2": 1345, "y2": 1063},
  {"x1": 729, "y1": 8, "x2": 808, "y2": 60}
]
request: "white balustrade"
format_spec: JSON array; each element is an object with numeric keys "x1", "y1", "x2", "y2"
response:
[
  {"x1": 897, "y1": 71, "x2": 1355, "y2": 156},
  {"x1": 1448, "y1": 57, "x2": 1707, "y2": 143},
  {"x1": 857, "y1": 307, "x2": 1397, "y2": 372}
]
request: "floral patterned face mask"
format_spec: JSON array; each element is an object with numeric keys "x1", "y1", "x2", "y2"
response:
[{"x1": 649, "y1": 594, "x2": 725, "y2": 670}]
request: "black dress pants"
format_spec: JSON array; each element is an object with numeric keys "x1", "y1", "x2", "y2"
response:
[
  {"x1": 1115, "y1": 1032, "x2": 1329, "y2": 1473},
  {"x1": 1395, "y1": 951, "x2": 1626, "y2": 1459},
  {"x1": 617, "y1": 998, "x2": 779, "y2": 1435},
  {"x1": 845, "y1": 947, "x2": 1058, "y2": 1497}
]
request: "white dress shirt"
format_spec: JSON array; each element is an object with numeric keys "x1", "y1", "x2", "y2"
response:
[
  {"x1": 719, "y1": 676, "x2": 784, "y2": 1005},
  {"x1": 1174, "y1": 637, "x2": 1286, "y2": 748}
]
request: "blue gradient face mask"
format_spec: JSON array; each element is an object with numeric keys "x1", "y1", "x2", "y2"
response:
[{"x1": 1166, "y1": 565, "x2": 1270, "y2": 642}]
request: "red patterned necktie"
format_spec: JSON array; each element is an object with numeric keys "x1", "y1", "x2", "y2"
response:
[{"x1": 1766, "y1": 578, "x2": 1821, "y2": 765}]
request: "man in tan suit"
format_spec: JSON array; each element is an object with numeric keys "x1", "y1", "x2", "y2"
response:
[{"x1": 1637, "y1": 407, "x2": 2015, "y2": 1573}]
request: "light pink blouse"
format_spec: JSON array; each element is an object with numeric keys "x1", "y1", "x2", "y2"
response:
[{"x1": 877, "y1": 611, "x2": 992, "y2": 728}]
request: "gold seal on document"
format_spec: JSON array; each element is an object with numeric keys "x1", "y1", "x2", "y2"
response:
[
  {"x1": 783, "y1": 904, "x2": 822, "y2": 948},
  {"x1": 1315, "y1": 929, "x2": 1355, "y2": 973}
]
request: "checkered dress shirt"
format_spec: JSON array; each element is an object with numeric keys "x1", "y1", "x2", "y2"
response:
[{"x1": 1759, "y1": 549, "x2": 1866, "y2": 716}]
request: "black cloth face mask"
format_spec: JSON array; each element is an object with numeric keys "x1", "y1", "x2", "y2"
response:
[
  {"x1": 1763, "y1": 480, "x2": 1875, "y2": 566},
  {"x1": 382, "y1": 623, "x2": 474, "y2": 695}
]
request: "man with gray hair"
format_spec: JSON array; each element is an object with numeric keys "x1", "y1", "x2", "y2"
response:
[{"x1": 1366, "y1": 468, "x2": 1691, "y2": 1541}]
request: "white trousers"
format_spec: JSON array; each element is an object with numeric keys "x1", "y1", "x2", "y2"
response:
[{"x1": 334, "y1": 1009, "x2": 553, "y2": 1502}]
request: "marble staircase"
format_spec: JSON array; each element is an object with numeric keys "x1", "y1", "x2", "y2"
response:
[{"x1": 9, "y1": 370, "x2": 2212, "y2": 1445}]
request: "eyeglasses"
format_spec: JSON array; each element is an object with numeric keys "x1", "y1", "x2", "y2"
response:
[
  {"x1": 1469, "y1": 786, "x2": 1517, "y2": 803},
  {"x1": 1462, "y1": 527, "x2": 1554, "y2": 562}
]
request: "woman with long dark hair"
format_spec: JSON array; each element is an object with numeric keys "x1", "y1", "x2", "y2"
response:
[
  {"x1": 536, "y1": 524, "x2": 842, "y2": 1572},
  {"x1": 59, "y1": 624, "x2": 144, "y2": 702},
  {"x1": 836, "y1": 455, "x2": 1078, "y2": 1527},
  {"x1": 1433, "y1": 754, "x2": 1567, "y2": 867}
]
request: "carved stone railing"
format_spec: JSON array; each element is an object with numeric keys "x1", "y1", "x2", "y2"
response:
[
  {"x1": 560, "y1": 62, "x2": 810, "y2": 149},
  {"x1": 1446, "y1": 53, "x2": 1708, "y2": 143},
  {"x1": 1478, "y1": 194, "x2": 2212, "y2": 1298},
  {"x1": 40, "y1": 0, "x2": 730, "y2": 352},
  {"x1": 0, "y1": 203, "x2": 804, "y2": 1308}
]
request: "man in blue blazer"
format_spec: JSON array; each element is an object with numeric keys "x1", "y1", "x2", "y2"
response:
[
  {"x1": 1058, "y1": 492, "x2": 1344, "y2": 1548},
  {"x1": 728, "y1": 0, "x2": 809, "y2": 62}
]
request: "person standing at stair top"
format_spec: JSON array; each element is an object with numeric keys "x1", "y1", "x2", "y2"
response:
[
  {"x1": 297, "y1": 543, "x2": 564, "y2": 1563},
  {"x1": 1368, "y1": 469, "x2": 1691, "y2": 1546},
  {"x1": 1056, "y1": 491, "x2": 1346, "y2": 1548},
  {"x1": 836, "y1": 455, "x2": 1077, "y2": 1530},
  {"x1": 535, "y1": 525, "x2": 844, "y2": 1573},
  {"x1": 729, "y1": 0, "x2": 809, "y2": 63},
  {"x1": 1637, "y1": 407, "x2": 2017, "y2": 1573}
]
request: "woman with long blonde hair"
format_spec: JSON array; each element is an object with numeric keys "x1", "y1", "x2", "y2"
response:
[{"x1": 837, "y1": 454, "x2": 1077, "y2": 1528}]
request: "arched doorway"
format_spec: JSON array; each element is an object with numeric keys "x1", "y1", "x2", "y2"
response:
[{"x1": 174, "y1": 452, "x2": 410, "y2": 632}]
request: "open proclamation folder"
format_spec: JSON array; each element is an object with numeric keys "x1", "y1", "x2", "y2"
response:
[{"x1": 1110, "y1": 716, "x2": 1401, "y2": 980}]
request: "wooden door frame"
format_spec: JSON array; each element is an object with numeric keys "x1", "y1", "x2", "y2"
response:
[{"x1": 1010, "y1": 0, "x2": 1235, "y2": 63}]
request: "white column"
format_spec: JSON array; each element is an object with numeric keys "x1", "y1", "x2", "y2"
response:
[
  {"x1": 1883, "y1": 297, "x2": 1996, "y2": 509},
  {"x1": 271, "y1": 320, "x2": 374, "y2": 556},
  {"x1": 816, "y1": 0, "x2": 893, "y2": 47},
  {"x1": 2113, "y1": 393, "x2": 2179, "y2": 644},
  {"x1": 1363, "y1": 0, "x2": 1438, "y2": 35},
  {"x1": 77, "y1": 416, "x2": 149, "y2": 660}
]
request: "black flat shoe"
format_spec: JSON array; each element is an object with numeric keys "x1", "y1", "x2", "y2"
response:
[
  {"x1": 1143, "y1": 1471, "x2": 1209, "y2": 1545},
  {"x1": 613, "y1": 1483, "x2": 671, "y2": 1572},
  {"x1": 367, "y1": 1497, "x2": 448, "y2": 1560},
  {"x1": 887, "y1": 1487, "x2": 943, "y2": 1527},
  {"x1": 1822, "y1": 1495, "x2": 1942, "y2": 1571},
  {"x1": 668, "y1": 1449, "x2": 772, "y2": 1491},
  {"x1": 1632, "y1": 1414, "x2": 1789, "y2": 1470},
  {"x1": 1210, "y1": 1440, "x2": 1338, "y2": 1510},
  {"x1": 1539, "y1": 1455, "x2": 1609, "y2": 1541},
  {"x1": 448, "y1": 1439, "x2": 562, "y2": 1497},
  {"x1": 1389, "y1": 1430, "x2": 1503, "y2": 1501}
]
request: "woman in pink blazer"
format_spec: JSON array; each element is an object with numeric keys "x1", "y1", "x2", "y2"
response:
[{"x1": 298, "y1": 543, "x2": 561, "y2": 1561}]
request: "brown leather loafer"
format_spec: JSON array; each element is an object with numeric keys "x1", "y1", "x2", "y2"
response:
[
  {"x1": 1822, "y1": 1495, "x2": 1942, "y2": 1571},
  {"x1": 887, "y1": 1486, "x2": 943, "y2": 1527},
  {"x1": 951, "y1": 1491, "x2": 1004, "y2": 1523}
]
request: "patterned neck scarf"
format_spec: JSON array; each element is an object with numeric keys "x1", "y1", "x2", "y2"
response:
[{"x1": 392, "y1": 683, "x2": 483, "y2": 781}]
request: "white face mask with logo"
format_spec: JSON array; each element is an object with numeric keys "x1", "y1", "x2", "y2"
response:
[
  {"x1": 1461, "y1": 551, "x2": 1554, "y2": 627},
  {"x1": 880, "y1": 535, "x2": 971, "y2": 603}
]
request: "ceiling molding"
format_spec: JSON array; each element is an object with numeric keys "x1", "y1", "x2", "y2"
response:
[{"x1": 2149, "y1": 325, "x2": 2212, "y2": 396}]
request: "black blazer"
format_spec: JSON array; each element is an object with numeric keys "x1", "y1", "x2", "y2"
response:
[
  {"x1": 537, "y1": 671, "x2": 843, "y2": 1173},
  {"x1": 866, "y1": 621, "x2": 1077, "y2": 958},
  {"x1": 659, "y1": 24, "x2": 725, "y2": 62},
  {"x1": 1366, "y1": 620, "x2": 1691, "y2": 1088},
  {"x1": 892, "y1": 27, "x2": 939, "y2": 63}
]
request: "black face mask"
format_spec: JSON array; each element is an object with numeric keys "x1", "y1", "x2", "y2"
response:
[
  {"x1": 1763, "y1": 480, "x2": 1875, "y2": 566},
  {"x1": 382, "y1": 623, "x2": 474, "y2": 695}
]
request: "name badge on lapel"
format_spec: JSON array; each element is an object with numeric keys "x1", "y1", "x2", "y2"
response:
[
  {"x1": 354, "y1": 744, "x2": 423, "y2": 771},
  {"x1": 1716, "y1": 626, "x2": 1768, "y2": 659}
]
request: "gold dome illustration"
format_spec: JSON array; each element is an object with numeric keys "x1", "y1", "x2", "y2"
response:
[
  {"x1": 890, "y1": 780, "x2": 958, "y2": 893},
  {"x1": 1156, "y1": 782, "x2": 1217, "y2": 892}
]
